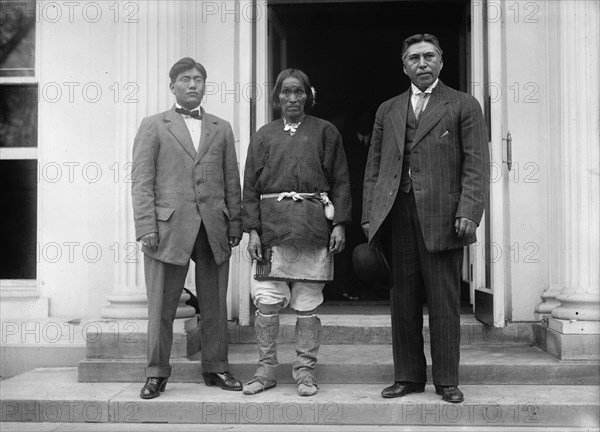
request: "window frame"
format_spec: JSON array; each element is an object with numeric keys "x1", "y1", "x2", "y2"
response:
[{"x1": 0, "y1": 6, "x2": 40, "y2": 298}]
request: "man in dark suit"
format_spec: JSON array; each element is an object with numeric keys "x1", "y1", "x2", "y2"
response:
[
  {"x1": 362, "y1": 34, "x2": 489, "y2": 403},
  {"x1": 132, "y1": 57, "x2": 243, "y2": 399}
]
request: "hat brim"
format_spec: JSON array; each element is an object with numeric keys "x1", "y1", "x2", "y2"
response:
[{"x1": 352, "y1": 243, "x2": 391, "y2": 285}]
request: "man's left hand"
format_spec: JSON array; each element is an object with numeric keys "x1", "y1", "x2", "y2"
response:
[
  {"x1": 229, "y1": 236, "x2": 241, "y2": 247},
  {"x1": 329, "y1": 224, "x2": 346, "y2": 254},
  {"x1": 455, "y1": 217, "x2": 477, "y2": 238}
]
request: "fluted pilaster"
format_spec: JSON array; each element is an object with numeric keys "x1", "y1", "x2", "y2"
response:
[
  {"x1": 102, "y1": 1, "x2": 198, "y2": 319},
  {"x1": 548, "y1": 0, "x2": 600, "y2": 321}
]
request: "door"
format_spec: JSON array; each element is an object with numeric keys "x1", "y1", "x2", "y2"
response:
[
  {"x1": 471, "y1": 0, "x2": 511, "y2": 327},
  {"x1": 251, "y1": 0, "x2": 509, "y2": 325}
]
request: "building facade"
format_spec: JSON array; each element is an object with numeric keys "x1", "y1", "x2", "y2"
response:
[{"x1": 1, "y1": 0, "x2": 598, "y2": 365}]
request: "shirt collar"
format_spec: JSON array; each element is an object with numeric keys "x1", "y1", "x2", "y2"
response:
[
  {"x1": 411, "y1": 79, "x2": 439, "y2": 96},
  {"x1": 175, "y1": 103, "x2": 202, "y2": 112}
]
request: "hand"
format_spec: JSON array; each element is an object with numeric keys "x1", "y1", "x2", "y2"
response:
[
  {"x1": 247, "y1": 230, "x2": 263, "y2": 261},
  {"x1": 139, "y1": 232, "x2": 159, "y2": 250},
  {"x1": 329, "y1": 224, "x2": 346, "y2": 254},
  {"x1": 228, "y1": 236, "x2": 241, "y2": 248},
  {"x1": 455, "y1": 217, "x2": 477, "y2": 238},
  {"x1": 361, "y1": 222, "x2": 370, "y2": 239}
]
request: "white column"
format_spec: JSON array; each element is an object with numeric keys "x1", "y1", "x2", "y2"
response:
[
  {"x1": 549, "y1": 0, "x2": 600, "y2": 322},
  {"x1": 102, "y1": 0, "x2": 195, "y2": 319},
  {"x1": 535, "y1": 2, "x2": 563, "y2": 316}
]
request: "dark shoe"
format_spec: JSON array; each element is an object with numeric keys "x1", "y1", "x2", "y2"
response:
[
  {"x1": 140, "y1": 377, "x2": 168, "y2": 399},
  {"x1": 203, "y1": 371, "x2": 242, "y2": 391},
  {"x1": 381, "y1": 381, "x2": 425, "y2": 398},
  {"x1": 435, "y1": 385, "x2": 464, "y2": 403}
]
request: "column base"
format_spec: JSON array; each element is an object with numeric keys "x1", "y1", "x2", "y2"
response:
[
  {"x1": 534, "y1": 317, "x2": 600, "y2": 360},
  {"x1": 535, "y1": 285, "x2": 562, "y2": 316}
]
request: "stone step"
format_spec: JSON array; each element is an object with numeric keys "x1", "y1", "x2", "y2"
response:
[
  {"x1": 0, "y1": 424, "x2": 590, "y2": 432},
  {"x1": 228, "y1": 315, "x2": 535, "y2": 345},
  {"x1": 82, "y1": 316, "x2": 535, "y2": 360},
  {"x1": 1, "y1": 368, "x2": 598, "y2": 427},
  {"x1": 78, "y1": 343, "x2": 599, "y2": 385}
]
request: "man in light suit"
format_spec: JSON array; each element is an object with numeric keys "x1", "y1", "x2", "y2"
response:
[
  {"x1": 132, "y1": 57, "x2": 243, "y2": 399},
  {"x1": 362, "y1": 34, "x2": 489, "y2": 403}
]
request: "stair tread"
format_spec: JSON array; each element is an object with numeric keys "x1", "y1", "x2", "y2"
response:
[
  {"x1": 3, "y1": 368, "x2": 598, "y2": 406},
  {"x1": 80, "y1": 344, "x2": 572, "y2": 366},
  {"x1": 222, "y1": 343, "x2": 569, "y2": 365},
  {"x1": 261, "y1": 314, "x2": 483, "y2": 326},
  {"x1": 2, "y1": 368, "x2": 598, "y2": 426}
]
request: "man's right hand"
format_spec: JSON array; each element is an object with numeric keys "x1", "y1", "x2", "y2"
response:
[
  {"x1": 140, "y1": 232, "x2": 159, "y2": 250},
  {"x1": 247, "y1": 229, "x2": 263, "y2": 261},
  {"x1": 361, "y1": 223, "x2": 370, "y2": 239}
]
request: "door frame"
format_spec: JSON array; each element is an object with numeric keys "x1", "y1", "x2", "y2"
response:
[{"x1": 243, "y1": 0, "x2": 510, "y2": 326}]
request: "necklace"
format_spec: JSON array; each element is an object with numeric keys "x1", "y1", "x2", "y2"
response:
[{"x1": 283, "y1": 118, "x2": 302, "y2": 136}]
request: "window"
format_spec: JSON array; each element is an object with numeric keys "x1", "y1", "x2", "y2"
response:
[{"x1": 1, "y1": 0, "x2": 38, "y2": 296}]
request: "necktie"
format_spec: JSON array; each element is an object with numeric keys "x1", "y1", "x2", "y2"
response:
[
  {"x1": 176, "y1": 107, "x2": 202, "y2": 119},
  {"x1": 414, "y1": 93, "x2": 428, "y2": 121}
]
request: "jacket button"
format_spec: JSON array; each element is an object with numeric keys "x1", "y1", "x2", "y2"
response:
[
  {"x1": 196, "y1": 179, "x2": 201, "y2": 185},
  {"x1": 389, "y1": 191, "x2": 394, "y2": 196}
]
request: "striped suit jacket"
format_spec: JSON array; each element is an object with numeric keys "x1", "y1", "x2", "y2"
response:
[{"x1": 362, "y1": 81, "x2": 489, "y2": 252}]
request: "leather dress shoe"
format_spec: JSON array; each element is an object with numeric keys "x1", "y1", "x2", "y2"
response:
[
  {"x1": 435, "y1": 385, "x2": 464, "y2": 403},
  {"x1": 381, "y1": 381, "x2": 425, "y2": 398},
  {"x1": 203, "y1": 371, "x2": 242, "y2": 391},
  {"x1": 140, "y1": 377, "x2": 168, "y2": 399}
]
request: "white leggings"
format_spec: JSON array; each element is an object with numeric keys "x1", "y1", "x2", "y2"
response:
[{"x1": 250, "y1": 263, "x2": 325, "y2": 312}]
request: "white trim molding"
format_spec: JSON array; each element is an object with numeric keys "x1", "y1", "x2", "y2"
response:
[{"x1": 0, "y1": 280, "x2": 38, "y2": 298}]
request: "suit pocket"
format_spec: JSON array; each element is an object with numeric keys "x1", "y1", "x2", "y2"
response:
[{"x1": 155, "y1": 206, "x2": 175, "y2": 222}]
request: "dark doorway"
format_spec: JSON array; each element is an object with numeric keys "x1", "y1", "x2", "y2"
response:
[{"x1": 269, "y1": 0, "x2": 470, "y2": 302}]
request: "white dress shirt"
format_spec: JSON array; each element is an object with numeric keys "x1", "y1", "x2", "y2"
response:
[
  {"x1": 176, "y1": 103, "x2": 202, "y2": 152},
  {"x1": 410, "y1": 79, "x2": 439, "y2": 115}
]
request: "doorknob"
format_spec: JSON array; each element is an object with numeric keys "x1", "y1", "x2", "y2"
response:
[{"x1": 502, "y1": 131, "x2": 512, "y2": 171}]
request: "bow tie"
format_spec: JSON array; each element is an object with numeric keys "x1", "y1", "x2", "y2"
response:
[
  {"x1": 283, "y1": 120, "x2": 301, "y2": 136},
  {"x1": 176, "y1": 107, "x2": 202, "y2": 119}
]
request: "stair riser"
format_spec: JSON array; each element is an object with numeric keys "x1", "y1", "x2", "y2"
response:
[
  {"x1": 230, "y1": 324, "x2": 535, "y2": 345},
  {"x1": 1, "y1": 399, "x2": 597, "y2": 427},
  {"x1": 86, "y1": 323, "x2": 535, "y2": 359},
  {"x1": 78, "y1": 360, "x2": 599, "y2": 385}
]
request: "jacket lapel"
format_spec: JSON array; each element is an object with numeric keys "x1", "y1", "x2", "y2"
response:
[
  {"x1": 196, "y1": 109, "x2": 218, "y2": 162},
  {"x1": 166, "y1": 106, "x2": 196, "y2": 160},
  {"x1": 411, "y1": 82, "x2": 448, "y2": 150},
  {"x1": 390, "y1": 91, "x2": 410, "y2": 154}
]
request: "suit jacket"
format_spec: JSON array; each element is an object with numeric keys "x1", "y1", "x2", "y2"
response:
[
  {"x1": 132, "y1": 106, "x2": 242, "y2": 266},
  {"x1": 362, "y1": 81, "x2": 489, "y2": 252}
]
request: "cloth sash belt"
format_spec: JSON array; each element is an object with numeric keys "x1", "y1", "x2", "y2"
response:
[{"x1": 260, "y1": 191, "x2": 334, "y2": 220}]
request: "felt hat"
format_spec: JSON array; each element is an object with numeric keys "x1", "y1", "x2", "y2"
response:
[{"x1": 352, "y1": 243, "x2": 391, "y2": 285}]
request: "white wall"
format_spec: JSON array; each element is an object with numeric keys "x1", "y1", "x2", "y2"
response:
[{"x1": 36, "y1": 5, "x2": 120, "y2": 318}]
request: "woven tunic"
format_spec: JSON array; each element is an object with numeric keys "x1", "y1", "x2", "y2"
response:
[{"x1": 243, "y1": 115, "x2": 352, "y2": 249}]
